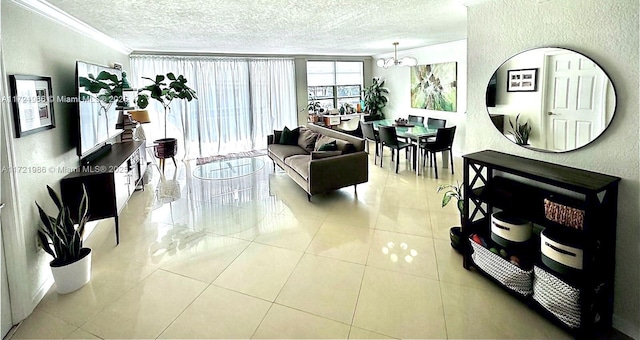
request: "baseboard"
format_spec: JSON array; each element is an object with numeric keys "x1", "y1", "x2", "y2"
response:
[
  {"x1": 31, "y1": 276, "x2": 53, "y2": 313},
  {"x1": 613, "y1": 314, "x2": 639, "y2": 340}
]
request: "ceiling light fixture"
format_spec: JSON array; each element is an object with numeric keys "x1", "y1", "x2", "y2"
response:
[{"x1": 376, "y1": 42, "x2": 418, "y2": 68}]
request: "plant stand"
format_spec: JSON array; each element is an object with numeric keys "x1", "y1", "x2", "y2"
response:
[{"x1": 154, "y1": 138, "x2": 178, "y2": 173}]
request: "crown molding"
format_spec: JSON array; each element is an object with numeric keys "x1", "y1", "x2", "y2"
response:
[{"x1": 11, "y1": 0, "x2": 132, "y2": 55}]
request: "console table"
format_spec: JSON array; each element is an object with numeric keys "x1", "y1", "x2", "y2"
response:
[
  {"x1": 462, "y1": 150, "x2": 620, "y2": 336},
  {"x1": 61, "y1": 141, "x2": 147, "y2": 245}
]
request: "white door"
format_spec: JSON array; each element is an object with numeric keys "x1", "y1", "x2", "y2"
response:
[{"x1": 544, "y1": 52, "x2": 608, "y2": 151}]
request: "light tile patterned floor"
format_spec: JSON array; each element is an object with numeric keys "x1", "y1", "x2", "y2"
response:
[{"x1": 11, "y1": 149, "x2": 574, "y2": 339}]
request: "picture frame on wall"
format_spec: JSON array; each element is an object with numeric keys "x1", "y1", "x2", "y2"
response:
[
  {"x1": 9, "y1": 75, "x2": 56, "y2": 138},
  {"x1": 507, "y1": 68, "x2": 538, "y2": 92}
]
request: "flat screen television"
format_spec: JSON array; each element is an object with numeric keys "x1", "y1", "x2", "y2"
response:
[{"x1": 75, "y1": 61, "x2": 123, "y2": 159}]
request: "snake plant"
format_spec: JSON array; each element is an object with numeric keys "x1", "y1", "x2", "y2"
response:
[
  {"x1": 36, "y1": 185, "x2": 89, "y2": 266},
  {"x1": 509, "y1": 114, "x2": 532, "y2": 145}
]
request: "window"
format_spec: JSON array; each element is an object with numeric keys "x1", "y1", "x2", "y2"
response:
[{"x1": 307, "y1": 61, "x2": 364, "y2": 110}]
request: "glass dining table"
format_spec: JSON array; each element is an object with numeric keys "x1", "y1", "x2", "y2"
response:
[{"x1": 372, "y1": 119, "x2": 438, "y2": 175}]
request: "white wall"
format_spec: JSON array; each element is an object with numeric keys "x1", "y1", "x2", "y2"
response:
[
  {"x1": 1, "y1": 1, "x2": 129, "y2": 321},
  {"x1": 467, "y1": 1, "x2": 639, "y2": 338},
  {"x1": 372, "y1": 39, "x2": 467, "y2": 153}
]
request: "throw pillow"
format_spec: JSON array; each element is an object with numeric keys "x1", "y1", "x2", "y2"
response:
[
  {"x1": 297, "y1": 127, "x2": 318, "y2": 152},
  {"x1": 314, "y1": 134, "x2": 334, "y2": 151},
  {"x1": 279, "y1": 126, "x2": 300, "y2": 145},
  {"x1": 318, "y1": 141, "x2": 338, "y2": 151},
  {"x1": 272, "y1": 130, "x2": 283, "y2": 144},
  {"x1": 334, "y1": 139, "x2": 357, "y2": 154},
  {"x1": 311, "y1": 151, "x2": 342, "y2": 160}
]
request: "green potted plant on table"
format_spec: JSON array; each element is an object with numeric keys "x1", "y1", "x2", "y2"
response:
[
  {"x1": 136, "y1": 73, "x2": 197, "y2": 160},
  {"x1": 362, "y1": 77, "x2": 389, "y2": 119},
  {"x1": 36, "y1": 185, "x2": 91, "y2": 294},
  {"x1": 437, "y1": 182, "x2": 464, "y2": 252},
  {"x1": 509, "y1": 114, "x2": 532, "y2": 145}
]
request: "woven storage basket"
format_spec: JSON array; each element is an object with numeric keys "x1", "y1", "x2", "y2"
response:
[
  {"x1": 533, "y1": 266, "x2": 582, "y2": 329},
  {"x1": 470, "y1": 239, "x2": 533, "y2": 296},
  {"x1": 543, "y1": 198, "x2": 585, "y2": 230}
]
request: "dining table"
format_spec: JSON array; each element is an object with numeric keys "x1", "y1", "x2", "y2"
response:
[{"x1": 372, "y1": 119, "x2": 439, "y2": 176}]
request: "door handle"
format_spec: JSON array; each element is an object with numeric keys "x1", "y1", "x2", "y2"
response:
[
  {"x1": 0, "y1": 202, "x2": 4, "y2": 209},
  {"x1": 547, "y1": 112, "x2": 558, "y2": 116}
]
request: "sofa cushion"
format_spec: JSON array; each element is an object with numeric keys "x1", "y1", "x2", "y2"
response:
[
  {"x1": 284, "y1": 154, "x2": 310, "y2": 180},
  {"x1": 273, "y1": 130, "x2": 283, "y2": 144},
  {"x1": 280, "y1": 126, "x2": 300, "y2": 145},
  {"x1": 318, "y1": 140, "x2": 338, "y2": 151},
  {"x1": 269, "y1": 144, "x2": 308, "y2": 161},
  {"x1": 311, "y1": 151, "x2": 342, "y2": 159},
  {"x1": 335, "y1": 140, "x2": 356, "y2": 154},
  {"x1": 314, "y1": 135, "x2": 334, "y2": 151},
  {"x1": 297, "y1": 127, "x2": 318, "y2": 152}
]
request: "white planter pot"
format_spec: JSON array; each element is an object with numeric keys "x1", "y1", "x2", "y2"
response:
[{"x1": 50, "y1": 248, "x2": 92, "y2": 294}]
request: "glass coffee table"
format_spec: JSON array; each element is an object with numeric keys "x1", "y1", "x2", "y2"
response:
[{"x1": 193, "y1": 157, "x2": 265, "y2": 180}]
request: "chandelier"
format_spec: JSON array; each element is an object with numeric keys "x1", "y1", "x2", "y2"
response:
[{"x1": 376, "y1": 42, "x2": 418, "y2": 68}]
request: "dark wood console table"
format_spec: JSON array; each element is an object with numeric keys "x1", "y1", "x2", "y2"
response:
[
  {"x1": 462, "y1": 150, "x2": 620, "y2": 336},
  {"x1": 61, "y1": 141, "x2": 147, "y2": 245}
]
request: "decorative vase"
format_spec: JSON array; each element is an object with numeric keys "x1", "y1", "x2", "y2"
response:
[{"x1": 50, "y1": 248, "x2": 92, "y2": 294}]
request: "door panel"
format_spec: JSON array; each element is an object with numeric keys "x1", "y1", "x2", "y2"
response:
[{"x1": 545, "y1": 52, "x2": 606, "y2": 151}]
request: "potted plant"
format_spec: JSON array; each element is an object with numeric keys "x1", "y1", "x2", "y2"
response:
[
  {"x1": 509, "y1": 114, "x2": 532, "y2": 145},
  {"x1": 36, "y1": 185, "x2": 91, "y2": 294},
  {"x1": 136, "y1": 73, "x2": 197, "y2": 159},
  {"x1": 437, "y1": 182, "x2": 464, "y2": 252},
  {"x1": 362, "y1": 77, "x2": 389, "y2": 119}
]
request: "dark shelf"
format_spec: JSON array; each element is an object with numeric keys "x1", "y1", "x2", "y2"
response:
[
  {"x1": 464, "y1": 150, "x2": 620, "y2": 193},
  {"x1": 462, "y1": 150, "x2": 620, "y2": 336}
]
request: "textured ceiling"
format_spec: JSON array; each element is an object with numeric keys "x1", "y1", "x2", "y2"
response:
[{"x1": 45, "y1": 0, "x2": 468, "y2": 55}]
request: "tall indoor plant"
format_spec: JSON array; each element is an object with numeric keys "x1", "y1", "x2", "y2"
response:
[
  {"x1": 137, "y1": 73, "x2": 197, "y2": 138},
  {"x1": 362, "y1": 77, "x2": 389, "y2": 119},
  {"x1": 36, "y1": 185, "x2": 91, "y2": 294},
  {"x1": 136, "y1": 73, "x2": 197, "y2": 159}
]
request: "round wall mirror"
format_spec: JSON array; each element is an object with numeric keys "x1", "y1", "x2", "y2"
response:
[{"x1": 485, "y1": 47, "x2": 616, "y2": 152}]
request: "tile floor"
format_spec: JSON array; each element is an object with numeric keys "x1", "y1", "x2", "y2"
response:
[{"x1": 11, "y1": 149, "x2": 576, "y2": 339}]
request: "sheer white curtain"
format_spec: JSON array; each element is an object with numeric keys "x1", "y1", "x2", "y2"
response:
[{"x1": 130, "y1": 55, "x2": 297, "y2": 159}]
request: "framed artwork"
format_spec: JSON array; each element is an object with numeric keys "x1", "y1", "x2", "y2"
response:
[
  {"x1": 410, "y1": 62, "x2": 457, "y2": 112},
  {"x1": 507, "y1": 68, "x2": 538, "y2": 92},
  {"x1": 9, "y1": 75, "x2": 55, "y2": 138}
]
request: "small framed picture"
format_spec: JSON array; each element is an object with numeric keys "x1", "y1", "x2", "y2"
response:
[
  {"x1": 507, "y1": 68, "x2": 538, "y2": 92},
  {"x1": 9, "y1": 75, "x2": 56, "y2": 138}
]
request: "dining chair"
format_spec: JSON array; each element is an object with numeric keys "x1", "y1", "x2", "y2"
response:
[
  {"x1": 420, "y1": 126, "x2": 456, "y2": 179},
  {"x1": 408, "y1": 115, "x2": 425, "y2": 124},
  {"x1": 360, "y1": 121, "x2": 380, "y2": 165},
  {"x1": 378, "y1": 126, "x2": 415, "y2": 173},
  {"x1": 425, "y1": 118, "x2": 447, "y2": 142}
]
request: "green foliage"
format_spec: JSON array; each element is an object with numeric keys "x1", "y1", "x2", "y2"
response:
[
  {"x1": 136, "y1": 73, "x2": 198, "y2": 138},
  {"x1": 362, "y1": 77, "x2": 389, "y2": 117},
  {"x1": 36, "y1": 185, "x2": 89, "y2": 265},
  {"x1": 307, "y1": 100, "x2": 322, "y2": 113},
  {"x1": 437, "y1": 182, "x2": 464, "y2": 216},
  {"x1": 78, "y1": 71, "x2": 123, "y2": 115},
  {"x1": 509, "y1": 114, "x2": 532, "y2": 145}
]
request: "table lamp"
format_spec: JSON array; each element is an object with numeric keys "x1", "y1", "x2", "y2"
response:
[{"x1": 128, "y1": 109, "x2": 151, "y2": 141}]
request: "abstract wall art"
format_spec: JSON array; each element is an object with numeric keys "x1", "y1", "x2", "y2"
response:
[{"x1": 410, "y1": 62, "x2": 457, "y2": 112}]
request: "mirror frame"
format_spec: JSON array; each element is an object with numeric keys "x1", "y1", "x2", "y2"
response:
[{"x1": 486, "y1": 47, "x2": 617, "y2": 153}]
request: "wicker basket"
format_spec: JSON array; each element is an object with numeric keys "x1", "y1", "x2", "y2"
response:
[
  {"x1": 469, "y1": 239, "x2": 533, "y2": 296},
  {"x1": 533, "y1": 266, "x2": 582, "y2": 329},
  {"x1": 543, "y1": 198, "x2": 585, "y2": 230}
]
